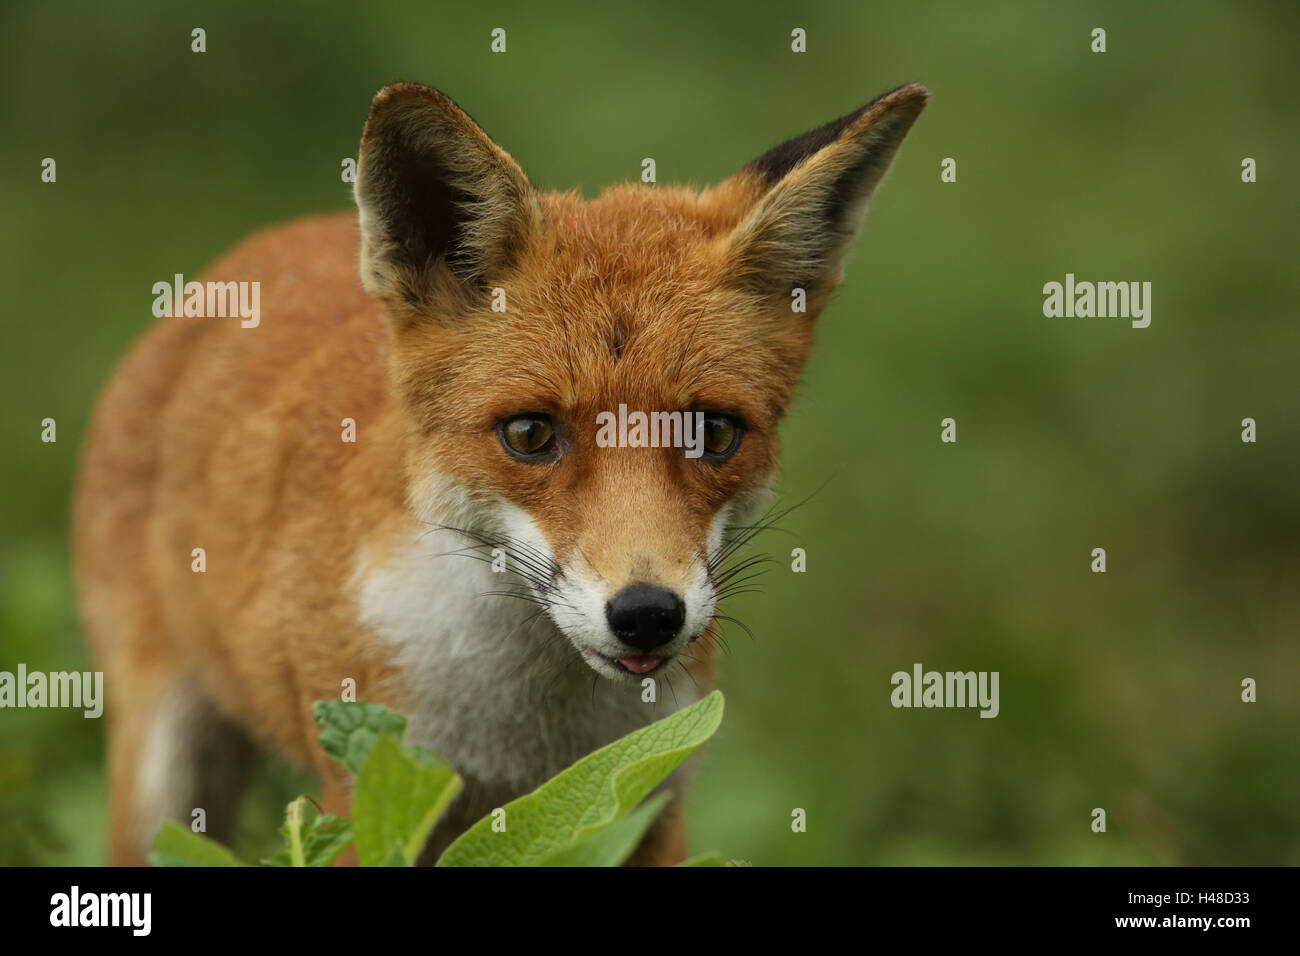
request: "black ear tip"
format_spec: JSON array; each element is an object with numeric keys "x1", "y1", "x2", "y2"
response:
[{"x1": 746, "y1": 82, "x2": 929, "y2": 184}]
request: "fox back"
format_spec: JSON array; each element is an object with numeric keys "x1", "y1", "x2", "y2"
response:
[{"x1": 74, "y1": 81, "x2": 926, "y2": 864}]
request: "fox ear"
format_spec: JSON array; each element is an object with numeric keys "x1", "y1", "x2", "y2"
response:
[
  {"x1": 723, "y1": 83, "x2": 928, "y2": 305},
  {"x1": 355, "y1": 83, "x2": 541, "y2": 315}
]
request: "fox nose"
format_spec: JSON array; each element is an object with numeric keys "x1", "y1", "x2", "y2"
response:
[{"x1": 605, "y1": 584, "x2": 686, "y2": 650}]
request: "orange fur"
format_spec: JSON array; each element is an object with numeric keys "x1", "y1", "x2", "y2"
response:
[{"x1": 74, "y1": 82, "x2": 926, "y2": 865}]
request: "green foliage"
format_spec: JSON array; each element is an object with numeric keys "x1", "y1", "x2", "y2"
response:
[
  {"x1": 439, "y1": 690, "x2": 723, "y2": 866},
  {"x1": 535, "y1": 793, "x2": 672, "y2": 867},
  {"x1": 313, "y1": 701, "x2": 408, "y2": 775},
  {"x1": 151, "y1": 691, "x2": 727, "y2": 867},
  {"x1": 677, "y1": 854, "x2": 751, "y2": 867},
  {"x1": 351, "y1": 734, "x2": 460, "y2": 866},
  {"x1": 264, "y1": 797, "x2": 353, "y2": 867},
  {"x1": 150, "y1": 822, "x2": 244, "y2": 867}
]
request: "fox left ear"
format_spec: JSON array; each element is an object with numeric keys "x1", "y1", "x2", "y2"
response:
[
  {"x1": 723, "y1": 83, "x2": 928, "y2": 305},
  {"x1": 354, "y1": 83, "x2": 542, "y2": 319}
]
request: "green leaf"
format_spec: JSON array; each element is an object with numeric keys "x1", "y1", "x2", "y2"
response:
[
  {"x1": 438, "y1": 690, "x2": 724, "y2": 867},
  {"x1": 264, "y1": 796, "x2": 354, "y2": 867},
  {"x1": 352, "y1": 733, "x2": 462, "y2": 866},
  {"x1": 677, "y1": 852, "x2": 727, "y2": 866},
  {"x1": 379, "y1": 845, "x2": 408, "y2": 867},
  {"x1": 149, "y1": 821, "x2": 245, "y2": 867},
  {"x1": 536, "y1": 792, "x2": 672, "y2": 867},
  {"x1": 406, "y1": 744, "x2": 450, "y2": 771},
  {"x1": 313, "y1": 701, "x2": 408, "y2": 774},
  {"x1": 677, "y1": 854, "x2": 751, "y2": 866}
]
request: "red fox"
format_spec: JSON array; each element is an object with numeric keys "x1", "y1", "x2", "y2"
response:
[{"x1": 74, "y1": 81, "x2": 927, "y2": 865}]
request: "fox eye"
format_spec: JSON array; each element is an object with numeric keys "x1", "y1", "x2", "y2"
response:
[
  {"x1": 701, "y1": 414, "x2": 743, "y2": 460},
  {"x1": 499, "y1": 414, "x2": 556, "y2": 460}
]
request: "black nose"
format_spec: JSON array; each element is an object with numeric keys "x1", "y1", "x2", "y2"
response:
[{"x1": 605, "y1": 584, "x2": 686, "y2": 651}]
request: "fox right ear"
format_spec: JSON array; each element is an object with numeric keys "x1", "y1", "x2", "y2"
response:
[
  {"x1": 354, "y1": 83, "x2": 542, "y2": 318},
  {"x1": 721, "y1": 83, "x2": 928, "y2": 308}
]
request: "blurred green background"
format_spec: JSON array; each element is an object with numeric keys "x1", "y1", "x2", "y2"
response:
[{"x1": 2, "y1": 0, "x2": 1297, "y2": 865}]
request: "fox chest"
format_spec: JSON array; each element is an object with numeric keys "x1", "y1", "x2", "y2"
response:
[{"x1": 352, "y1": 542, "x2": 685, "y2": 796}]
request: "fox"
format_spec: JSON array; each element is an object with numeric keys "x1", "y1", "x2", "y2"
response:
[{"x1": 74, "y1": 80, "x2": 927, "y2": 866}]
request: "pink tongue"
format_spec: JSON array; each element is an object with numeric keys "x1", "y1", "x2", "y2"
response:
[{"x1": 618, "y1": 655, "x2": 663, "y2": 674}]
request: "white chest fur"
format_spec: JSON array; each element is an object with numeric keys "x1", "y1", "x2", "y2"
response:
[{"x1": 353, "y1": 532, "x2": 696, "y2": 798}]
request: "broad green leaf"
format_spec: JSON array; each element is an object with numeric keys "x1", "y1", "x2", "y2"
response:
[
  {"x1": 313, "y1": 700, "x2": 407, "y2": 774},
  {"x1": 406, "y1": 744, "x2": 450, "y2": 771},
  {"x1": 677, "y1": 852, "x2": 727, "y2": 866},
  {"x1": 536, "y1": 792, "x2": 671, "y2": 867},
  {"x1": 677, "y1": 854, "x2": 751, "y2": 866},
  {"x1": 438, "y1": 690, "x2": 724, "y2": 867},
  {"x1": 379, "y1": 845, "x2": 408, "y2": 867},
  {"x1": 149, "y1": 821, "x2": 245, "y2": 867},
  {"x1": 352, "y1": 732, "x2": 462, "y2": 866},
  {"x1": 264, "y1": 796, "x2": 354, "y2": 867}
]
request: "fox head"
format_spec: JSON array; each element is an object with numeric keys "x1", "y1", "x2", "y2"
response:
[{"x1": 353, "y1": 82, "x2": 926, "y2": 683}]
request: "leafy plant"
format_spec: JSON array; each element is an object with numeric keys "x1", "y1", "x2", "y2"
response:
[{"x1": 151, "y1": 690, "x2": 740, "y2": 867}]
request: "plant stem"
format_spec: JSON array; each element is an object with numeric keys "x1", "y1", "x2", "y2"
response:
[{"x1": 288, "y1": 797, "x2": 306, "y2": 867}]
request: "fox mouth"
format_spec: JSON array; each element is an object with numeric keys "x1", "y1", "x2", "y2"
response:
[
  {"x1": 571, "y1": 643, "x2": 677, "y2": 682},
  {"x1": 610, "y1": 653, "x2": 667, "y2": 675}
]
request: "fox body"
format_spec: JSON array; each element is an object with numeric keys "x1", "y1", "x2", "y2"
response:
[{"x1": 74, "y1": 82, "x2": 926, "y2": 865}]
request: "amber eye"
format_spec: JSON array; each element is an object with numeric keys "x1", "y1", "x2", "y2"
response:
[
  {"x1": 499, "y1": 415, "x2": 556, "y2": 460},
  {"x1": 701, "y1": 414, "x2": 742, "y2": 459}
]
